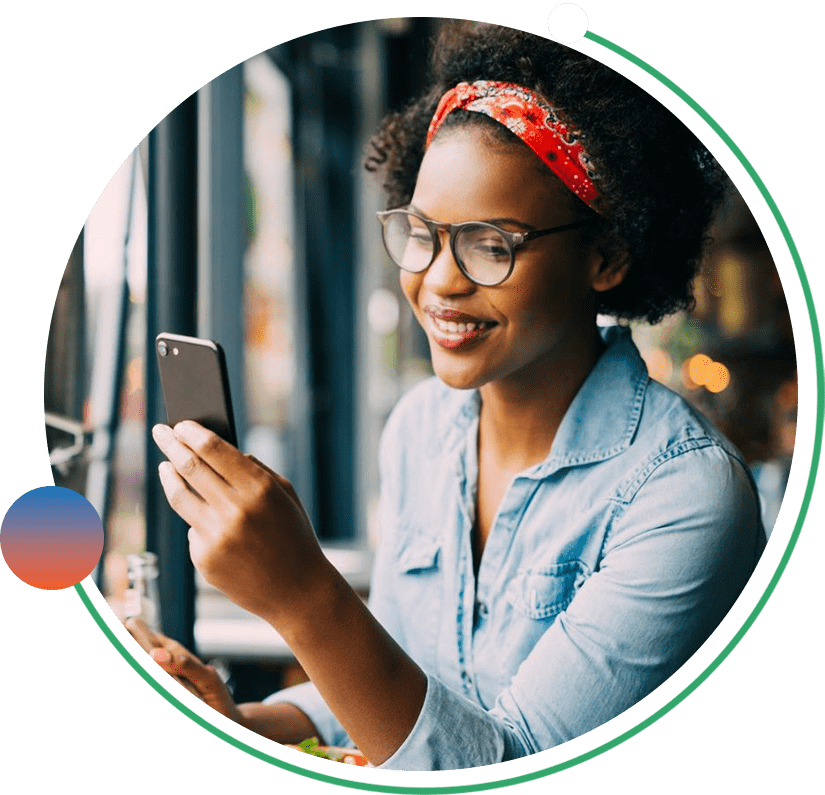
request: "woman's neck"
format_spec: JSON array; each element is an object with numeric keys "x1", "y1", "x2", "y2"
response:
[{"x1": 477, "y1": 324, "x2": 605, "y2": 472}]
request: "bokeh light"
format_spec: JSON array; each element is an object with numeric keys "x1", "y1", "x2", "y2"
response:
[
  {"x1": 704, "y1": 362, "x2": 731, "y2": 393},
  {"x1": 681, "y1": 353, "x2": 731, "y2": 394},
  {"x1": 688, "y1": 353, "x2": 713, "y2": 386}
]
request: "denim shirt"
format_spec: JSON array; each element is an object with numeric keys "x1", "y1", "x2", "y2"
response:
[{"x1": 265, "y1": 326, "x2": 765, "y2": 769}]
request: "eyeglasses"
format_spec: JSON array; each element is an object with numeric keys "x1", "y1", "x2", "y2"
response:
[{"x1": 376, "y1": 208, "x2": 594, "y2": 287}]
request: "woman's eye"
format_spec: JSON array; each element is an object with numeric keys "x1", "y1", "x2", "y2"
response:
[
  {"x1": 472, "y1": 240, "x2": 509, "y2": 259},
  {"x1": 409, "y1": 231, "x2": 431, "y2": 247}
]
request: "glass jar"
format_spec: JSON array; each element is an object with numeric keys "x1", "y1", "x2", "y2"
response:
[{"x1": 124, "y1": 552, "x2": 162, "y2": 633}]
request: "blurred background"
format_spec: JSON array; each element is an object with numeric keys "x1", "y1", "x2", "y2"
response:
[{"x1": 44, "y1": 18, "x2": 795, "y2": 704}]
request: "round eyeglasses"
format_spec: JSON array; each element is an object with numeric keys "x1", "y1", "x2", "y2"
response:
[{"x1": 376, "y1": 208, "x2": 594, "y2": 287}]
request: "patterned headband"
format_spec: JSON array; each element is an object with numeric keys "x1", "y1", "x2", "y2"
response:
[{"x1": 426, "y1": 80, "x2": 599, "y2": 209}]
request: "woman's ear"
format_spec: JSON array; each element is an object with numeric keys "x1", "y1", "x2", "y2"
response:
[{"x1": 589, "y1": 238, "x2": 630, "y2": 293}]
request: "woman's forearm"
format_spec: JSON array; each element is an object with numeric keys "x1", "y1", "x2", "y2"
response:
[{"x1": 268, "y1": 564, "x2": 428, "y2": 766}]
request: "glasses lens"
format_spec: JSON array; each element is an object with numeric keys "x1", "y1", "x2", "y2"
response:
[
  {"x1": 455, "y1": 224, "x2": 512, "y2": 285},
  {"x1": 382, "y1": 212, "x2": 433, "y2": 273}
]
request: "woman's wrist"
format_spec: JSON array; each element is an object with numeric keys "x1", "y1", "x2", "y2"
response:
[{"x1": 266, "y1": 559, "x2": 354, "y2": 647}]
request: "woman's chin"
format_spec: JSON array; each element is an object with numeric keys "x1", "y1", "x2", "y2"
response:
[{"x1": 431, "y1": 359, "x2": 489, "y2": 391}]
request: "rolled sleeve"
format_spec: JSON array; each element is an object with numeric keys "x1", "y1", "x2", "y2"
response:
[{"x1": 377, "y1": 674, "x2": 523, "y2": 770}]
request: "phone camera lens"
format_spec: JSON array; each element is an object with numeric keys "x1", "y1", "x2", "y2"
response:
[{"x1": 158, "y1": 341, "x2": 169, "y2": 357}]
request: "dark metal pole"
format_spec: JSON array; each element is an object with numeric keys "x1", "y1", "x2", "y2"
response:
[
  {"x1": 145, "y1": 94, "x2": 198, "y2": 651},
  {"x1": 288, "y1": 28, "x2": 358, "y2": 541},
  {"x1": 197, "y1": 64, "x2": 246, "y2": 444}
]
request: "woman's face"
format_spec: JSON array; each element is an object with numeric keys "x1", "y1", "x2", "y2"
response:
[{"x1": 401, "y1": 126, "x2": 613, "y2": 392}]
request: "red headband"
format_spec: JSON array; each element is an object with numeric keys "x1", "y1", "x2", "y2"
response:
[{"x1": 426, "y1": 80, "x2": 599, "y2": 209}]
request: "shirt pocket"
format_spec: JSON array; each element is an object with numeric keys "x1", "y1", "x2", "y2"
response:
[
  {"x1": 397, "y1": 533, "x2": 440, "y2": 573},
  {"x1": 505, "y1": 560, "x2": 587, "y2": 620},
  {"x1": 488, "y1": 561, "x2": 588, "y2": 689},
  {"x1": 392, "y1": 528, "x2": 443, "y2": 672}
]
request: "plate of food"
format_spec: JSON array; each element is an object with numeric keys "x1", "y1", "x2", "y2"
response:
[{"x1": 288, "y1": 736, "x2": 371, "y2": 766}]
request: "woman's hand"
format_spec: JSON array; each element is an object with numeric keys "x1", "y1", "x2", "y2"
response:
[
  {"x1": 124, "y1": 616, "x2": 243, "y2": 722},
  {"x1": 152, "y1": 420, "x2": 428, "y2": 765},
  {"x1": 151, "y1": 421, "x2": 332, "y2": 627},
  {"x1": 125, "y1": 616, "x2": 325, "y2": 744}
]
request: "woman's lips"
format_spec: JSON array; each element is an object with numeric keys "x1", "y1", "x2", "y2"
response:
[{"x1": 424, "y1": 308, "x2": 497, "y2": 349}]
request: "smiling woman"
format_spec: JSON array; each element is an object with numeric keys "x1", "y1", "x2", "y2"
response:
[
  {"x1": 399, "y1": 127, "x2": 620, "y2": 395},
  {"x1": 130, "y1": 20, "x2": 768, "y2": 771}
]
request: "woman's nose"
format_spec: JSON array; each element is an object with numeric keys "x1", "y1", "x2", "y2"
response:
[{"x1": 422, "y1": 233, "x2": 475, "y2": 295}]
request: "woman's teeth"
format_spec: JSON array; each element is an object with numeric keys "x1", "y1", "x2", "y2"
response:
[{"x1": 432, "y1": 317, "x2": 492, "y2": 334}]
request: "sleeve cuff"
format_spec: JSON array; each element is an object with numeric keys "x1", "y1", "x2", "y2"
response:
[
  {"x1": 377, "y1": 673, "x2": 507, "y2": 771},
  {"x1": 263, "y1": 681, "x2": 352, "y2": 749}
]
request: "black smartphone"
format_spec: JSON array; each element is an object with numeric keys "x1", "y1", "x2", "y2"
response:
[{"x1": 155, "y1": 333, "x2": 238, "y2": 447}]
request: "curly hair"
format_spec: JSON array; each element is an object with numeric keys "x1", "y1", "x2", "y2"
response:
[{"x1": 365, "y1": 21, "x2": 727, "y2": 324}]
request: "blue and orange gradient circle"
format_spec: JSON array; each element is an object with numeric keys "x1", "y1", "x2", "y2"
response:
[{"x1": 1, "y1": 486, "x2": 103, "y2": 590}]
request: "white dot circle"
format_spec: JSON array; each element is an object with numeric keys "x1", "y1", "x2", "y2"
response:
[{"x1": 547, "y1": 4, "x2": 589, "y2": 44}]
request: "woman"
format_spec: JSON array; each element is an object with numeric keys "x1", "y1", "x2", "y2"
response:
[{"x1": 137, "y1": 22, "x2": 765, "y2": 770}]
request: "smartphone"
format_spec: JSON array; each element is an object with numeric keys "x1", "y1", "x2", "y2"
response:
[{"x1": 155, "y1": 333, "x2": 238, "y2": 447}]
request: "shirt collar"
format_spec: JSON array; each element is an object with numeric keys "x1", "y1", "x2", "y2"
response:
[
  {"x1": 438, "y1": 325, "x2": 649, "y2": 474},
  {"x1": 537, "y1": 325, "x2": 648, "y2": 474}
]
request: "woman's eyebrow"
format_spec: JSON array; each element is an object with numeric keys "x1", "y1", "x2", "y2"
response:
[
  {"x1": 407, "y1": 204, "x2": 535, "y2": 230},
  {"x1": 483, "y1": 217, "x2": 535, "y2": 230}
]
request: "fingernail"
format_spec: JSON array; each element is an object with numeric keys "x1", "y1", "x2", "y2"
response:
[
  {"x1": 151, "y1": 648, "x2": 172, "y2": 665},
  {"x1": 172, "y1": 420, "x2": 196, "y2": 439},
  {"x1": 152, "y1": 424, "x2": 173, "y2": 443}
]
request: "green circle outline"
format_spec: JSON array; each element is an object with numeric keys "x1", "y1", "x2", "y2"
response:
[{"x1": 75, "y1": 29, "x2": 823, "y2": 793}]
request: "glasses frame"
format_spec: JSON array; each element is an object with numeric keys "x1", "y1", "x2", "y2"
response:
[{"x1": 376, "y1": 208, "x2": 594, "y2": 286}]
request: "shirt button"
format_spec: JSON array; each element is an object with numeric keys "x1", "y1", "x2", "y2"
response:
[{"x1": 478, "y1": 602, "x2": 488, "y2": 618}]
